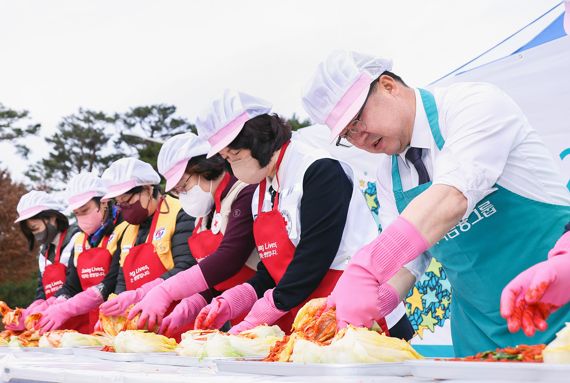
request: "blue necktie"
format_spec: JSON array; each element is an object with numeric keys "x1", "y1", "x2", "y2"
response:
[{"x1": 405, "y1": 147, "x2": 430, "y2": 185}]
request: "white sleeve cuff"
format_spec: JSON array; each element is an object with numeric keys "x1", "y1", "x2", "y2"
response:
[{"x1": 404, "y1": 251, "x2": 432, "y2": 281}]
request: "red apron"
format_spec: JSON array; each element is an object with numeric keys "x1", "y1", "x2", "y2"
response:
[
  {"x1": 123, "y1": 199, "x2": 168, "y2": 290},
  {"x1": 252, "y1": 141, "x2": 388, "y2": 335},
  {"x1": 122, "y1": 199, "x2": 178, "y2": 334},
  {"x1": 41, "y1": 229, "x2": 68, "y2": 299},
  {"x1": 76, "y1": 235, "x2": 113, "y2": 331},
  {"x1": 187, "y1": 174, "x2": 256, "y2": 327},
  {"x1": 41, "y1": 230, "x2": 91, "y2": 334},
  {"x1": 188, "y1": 173, "x2": 256, "y2": 292}
]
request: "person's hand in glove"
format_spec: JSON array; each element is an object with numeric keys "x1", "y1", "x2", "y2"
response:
[
  {"x1": 99, "y1": 278, "x2": 163, "y2": 316},
  {"x1": 160, "y1": 294, "x2": 208, "y2": 338},
  {"x1": 128, "y1": 267, "x2": 208, "y2": 330},
  {"x1": 36, "y1": 288, "x2": 103, "y2": 334},
  {"x1": 5, "y1": 297, "x2": 56, "y2": 331},
  {"x1": 194, "y1": 283, "x2": 257, "y2": 330},
  {"x1": 228, "y1": 289, "x2": 287, "y2": 334},
  {"x1": 501, "y1": 231, "x2": 570, "y2": 336},
  {"x1": 327, "y1": 217, "x2": 428, "y2": 328}
]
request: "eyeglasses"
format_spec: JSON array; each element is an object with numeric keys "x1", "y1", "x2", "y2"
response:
[
  {"x1": 116, "y1": 192, "x2": 139, "y2": 209},
  {"x1": 335, "y1": 78, "x2": 378, "y2": 147},
  {"x1": 336, "y1": 120, "x2": 367, "y2": 147},
  {"x1": 169, "y1": 174, "x2": 193, "y2": 198}
]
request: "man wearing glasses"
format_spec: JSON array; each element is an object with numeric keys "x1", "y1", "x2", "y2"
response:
[{"x1": 302, "y1": 50, "x2": 570, "y2": 356}]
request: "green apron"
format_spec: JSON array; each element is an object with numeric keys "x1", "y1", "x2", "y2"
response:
[{"x1": 392, "y1": 88, "x2": 570, "y2": 357}]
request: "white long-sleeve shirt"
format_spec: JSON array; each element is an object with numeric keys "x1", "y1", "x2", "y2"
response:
[{"x1": 376, "y1": 83, "x2": 570, "y2": 265}]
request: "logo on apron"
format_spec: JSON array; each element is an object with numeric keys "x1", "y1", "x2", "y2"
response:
[
  {"x1": 211, "y1": 213, "x2": 222, "y2": 235},
  {"x1": 129, "y1": 264, "x2": 151, "y2": 284},
  {"x1": 154, "y1": 227, "x2": 166, "y2": 240}
]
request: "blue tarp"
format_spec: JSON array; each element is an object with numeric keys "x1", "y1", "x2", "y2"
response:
[{"x1": 513, "y1": 12, "x2": 566, "y2": 54}]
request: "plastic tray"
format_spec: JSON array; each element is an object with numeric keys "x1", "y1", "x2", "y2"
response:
[
  {"x1": 215, "y1": 359, "x2": 411, "y2": 376},
  {"x1": 38, "y1": 347, "x2": 74, "y2": 355},
  {"x1": 408, "y1": 359, "x2": 570, "y2": 382},
  {"x1": 18, "y1": 347, "x2": 47, "y2": 353},
  {"x1": 72, "y1": 347, "x2": 144, "y2": 362},
  {"x1": 144, "y1": 353, "x2": 216, "y2": 367}
]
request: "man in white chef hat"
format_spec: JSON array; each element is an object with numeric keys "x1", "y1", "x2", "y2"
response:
[{"x1": 302, "y1": 50, "x2": 570, "y2": 356}]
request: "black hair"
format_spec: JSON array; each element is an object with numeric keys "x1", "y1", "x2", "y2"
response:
[
  {"x1": 185, "y1": 154, "x2": 226, "y2": 181},
  {"x1": 227, "y1": 113, "x2": 292, "y2": 167},
  {"x1": 371, "y1": 70, "x2": 409, "y2": 90},
  {"x1": 19, "y1": 210, "x2": 70, "y2": 251}
]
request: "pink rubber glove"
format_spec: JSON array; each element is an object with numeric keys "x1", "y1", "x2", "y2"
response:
[
  {"x1": 501, "y1": 231, "x2": 570, "y2": 336},
  {"x1": 328, "y1": 281, "x2": 399, "y2": 329},
  {"x1": 36, "y1": 288, "x2": 104, "y2": 334},
  {"x1": 128, "y1": 267, "x2": 208, "y2": 330},
  {"x1": 99, "y1": 278, "x2": 163, "y2": 316},
  {"x1": 5, "y1": 298, "x2": 52, "y2": 331},
  {"x1": 23, "y1": 296, "x2": 60, "y2": 318},
  {"x1": 28, "y1": 298, "x2": 49, "y2": 312},
  {"x1": 194, "y1": 283, "x2": 258, "y2": 330},
  {"x1": 160, "y1": 294, "x2": 208, "y2": 338},
  {"x1": 229, "y1": 289, "x2": 287, "y2": 335},
  {"x1": 327, "y1": 217, "x2": 428, "y2": 329}
]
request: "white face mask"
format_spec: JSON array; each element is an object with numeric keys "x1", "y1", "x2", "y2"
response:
[{"x1": 179, "y1": 177, "x2": 214, "y2": 218}]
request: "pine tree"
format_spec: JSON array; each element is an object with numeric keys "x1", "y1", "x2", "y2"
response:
[
  {"x1": 116, "y1": 104, "x2": 196, "y2": 170},
  {"x1": 287, "y1": 113, "x2": 312, "y2": 131},
  {"x1": 26, "y1": 109, "x2": 123, "y2": 189},
  {"x1": 0, "y1": 103, "x2": 40, "y2": 158}
]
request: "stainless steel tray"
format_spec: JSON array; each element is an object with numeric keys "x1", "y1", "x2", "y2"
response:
[
  {"x1": 38, "y1": 347, "x2": 74, "y2": 355},
  {"x1": 144, "y1": 353, "x2": 216, "y2": 367},
  {"x1": 72, "y1": 347, "x2": 144, "y2": 362},
  {"x1": 215, "y1": 359, "x2": 411, "y2": 376},
  {"x1": 408, "y1": 359, "x2": 570, "y2": 382}
]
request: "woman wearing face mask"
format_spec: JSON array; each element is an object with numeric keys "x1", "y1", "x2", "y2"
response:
[
  {"x1": 35, "y1": 172, "x2": 129, "y2": 334},
  {"x1": 193, "y1": 90, "x2": 417, "y2": 339},
  {"x1": 6, "y1": 191, "x2": 81, "y2": 331},
  {"x1": 127, "y1": 133, "x2": 259, "y2": 336},
  {"x1": 98, "y1": 158, "x2": 196, "y2": 321}
]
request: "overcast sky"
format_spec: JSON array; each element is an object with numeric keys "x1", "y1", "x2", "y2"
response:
[{"x1": 0, "y1": 0, "x2": 561, "y2": 181}]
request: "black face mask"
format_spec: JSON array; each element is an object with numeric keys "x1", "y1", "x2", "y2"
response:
[
  {"x1": 34, "y1": 222, "x2": 59, "y2": 245},
  {"x1": 121, "y1": 200, "x2": 150, "y2": 225}
]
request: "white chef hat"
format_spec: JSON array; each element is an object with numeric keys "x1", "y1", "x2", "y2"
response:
[
  {"x1": 101, "y1": 157, "x2": 161, "y2": 200},
  {"x1": 65, "y1": 171, "x2": 108, "y2": 210},
  {"x1": 15, "y1": 190, "x2": 67, "y2": 223},
  {"x1": 302, "y1": 50, "x2": 392, "y2": 138},
  {"x1": 196, "y1": 89, "x2": 272, "y2": 158},
  {"x1": 157, "y1": 132, "x2": 210, "y2": 192}
]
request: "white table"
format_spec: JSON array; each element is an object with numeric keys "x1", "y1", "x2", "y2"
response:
[{"x1": 0, "y1": 349, "x2": 543, "y2": 383}]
